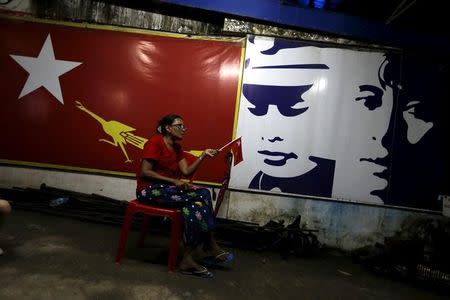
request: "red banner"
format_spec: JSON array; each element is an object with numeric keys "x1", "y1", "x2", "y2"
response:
[{"x1": 0, "y1": 16, "x2": 243, "y2": 184}]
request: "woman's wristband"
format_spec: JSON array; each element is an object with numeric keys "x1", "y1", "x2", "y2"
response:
[{"x1": 199, "y1": 153, "x2": 206, "y2": 161}]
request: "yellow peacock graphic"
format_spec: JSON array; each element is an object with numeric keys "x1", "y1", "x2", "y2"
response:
[{"x1": 75, "y1": 101, "x2": 148, "y2": 163}]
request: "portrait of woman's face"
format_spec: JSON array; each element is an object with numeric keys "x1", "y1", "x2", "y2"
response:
[{"x1": 329, "y1": 51, "x2": 394, "y2": 203}]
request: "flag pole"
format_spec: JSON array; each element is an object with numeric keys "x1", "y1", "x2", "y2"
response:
[{"x1": 218, "y1": 136, "x2": 241, "y2": 152}]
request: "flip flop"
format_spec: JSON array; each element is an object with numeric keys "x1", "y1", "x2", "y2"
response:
[
  {"x1": 202, "y1": 251, "x2": 234, "y2": 267},
  {"x1": 179, "y1": 266, "x2": 214, "y2": 279}
]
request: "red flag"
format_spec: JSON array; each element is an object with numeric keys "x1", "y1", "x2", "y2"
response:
[
  {"x1": 0, "y1": 17, "x2": 242, "y2": 184},
  {"x1": 228, "y1": 137, "x2": 243, "y2": 166}
]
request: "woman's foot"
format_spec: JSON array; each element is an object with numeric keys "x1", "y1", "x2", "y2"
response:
[
  {"x1": 179, "y1": 253, "x2": 213, "y2": 278},
  {"x1": 202, "y1": 247, "x2": 234, "y2": 266},
  {"x1": 202, "y1": 234, "x2": 234, "y2": 266},
  {"x1": 179, "y1": 252, "x2": 206, "y2": 271},
  {"x1": 203, "y1": 241, "x2": 230, "y2": 261},
  {"x1": 179, "y1": 265, "x2": 213, "y2": 278}
]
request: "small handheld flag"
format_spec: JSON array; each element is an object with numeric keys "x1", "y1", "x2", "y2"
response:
[{"x1": 219, "y1": 137, "x2": 243, "y2": 166}]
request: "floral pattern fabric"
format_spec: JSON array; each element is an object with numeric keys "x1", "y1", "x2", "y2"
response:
[{"x1": 137, "y1": 184, "x2": 216, "y2": 246}]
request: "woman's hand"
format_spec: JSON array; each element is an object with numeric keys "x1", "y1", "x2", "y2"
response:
[
  {"x1": 174, "y1": 179, "x2": 189, "y2": 190},
  {"x1": 203, "y1": 149, "x2": 218, "y2": 158},
  {"x1": 179, "y1": 149, "x2": 219, "y2": 177}
]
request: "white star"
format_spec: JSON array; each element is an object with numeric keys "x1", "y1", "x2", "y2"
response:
[{"x1": 10, "y1": 34, "x2": 82, "y2": 104}]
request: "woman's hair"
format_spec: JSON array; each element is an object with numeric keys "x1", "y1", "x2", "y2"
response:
[
  {"x1": 156, "y1": 114, "x2": 182, "y2": 135},
  {"x1": 378, "y1": 53, "x2": 401, "y2": 91}
]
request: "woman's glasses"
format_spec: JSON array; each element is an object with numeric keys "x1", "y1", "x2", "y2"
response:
[{"x1": 171, "y1": 123, "x2": 187, "y2": 131}]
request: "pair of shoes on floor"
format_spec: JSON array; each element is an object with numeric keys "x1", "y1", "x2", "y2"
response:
[
  {"x1": 179, "y1": 266, "x2": 213, "y2": 279},
  {"x1": 201, "y1": 250, "x2": 234, "y2": 267}
]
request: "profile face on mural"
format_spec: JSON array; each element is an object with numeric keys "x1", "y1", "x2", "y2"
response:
[
  {"x1": 231, "y1": 36, "x2": 406, "y2": 203},
  {"x1": 402, "y1": 100, "x2": 434, "y2": 144}
]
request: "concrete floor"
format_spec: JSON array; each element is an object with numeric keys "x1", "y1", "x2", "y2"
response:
[{"x1": 0, "y1": 209, "x2": 448, "y2": 300}]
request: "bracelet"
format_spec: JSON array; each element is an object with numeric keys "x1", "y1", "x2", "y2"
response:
[{"x1": 199, "y1": 153, "x2": 206, "y2": 160}]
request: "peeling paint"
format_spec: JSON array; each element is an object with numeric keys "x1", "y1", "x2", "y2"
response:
[{"x1": 34, "y1": 0, "x2": 221, "y2": 35}]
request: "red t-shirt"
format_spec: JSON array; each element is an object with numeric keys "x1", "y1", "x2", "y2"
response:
[{"x1": 136, "y1": 134, "x2": 185, "y2": 192}]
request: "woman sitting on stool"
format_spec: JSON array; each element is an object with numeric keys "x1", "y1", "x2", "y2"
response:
[{"x1": 136, "y1": 114, "x2": 233, "y2": 278}]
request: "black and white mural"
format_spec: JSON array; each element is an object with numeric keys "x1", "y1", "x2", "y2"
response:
[{"x1": 230, "y1": 35, "x2": 449, "y2": 211}]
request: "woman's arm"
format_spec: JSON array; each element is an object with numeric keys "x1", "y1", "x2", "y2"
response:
[
  {"x1": 141, "y1": 159, "x2": 187, "y2": 188},
  {"x1": 178, "y1": 149, "x2": 218, "y2": 176}
]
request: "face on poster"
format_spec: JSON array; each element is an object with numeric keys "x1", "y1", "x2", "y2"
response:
[{"x1": 231, "y1": 36, "x2": 433, "y2": 204}]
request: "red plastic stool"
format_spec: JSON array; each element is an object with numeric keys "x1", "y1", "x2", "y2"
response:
[{"x1": 115, "y1": 199, "x2": 182, "y2": 272}]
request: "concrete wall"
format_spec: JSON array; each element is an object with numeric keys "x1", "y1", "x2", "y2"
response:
[
  {"x1": 1, "y1": 0, "x2": 444, "y2": 251},
  {"x1": 224, "y1": 191, "x2": 442, "y2": 250},
  {"x1": 0, "y1": 166, "x2": 135, "y2": 200},
  {"x1": 0, "y1": 165, "x2": 442, "y2": 250}
]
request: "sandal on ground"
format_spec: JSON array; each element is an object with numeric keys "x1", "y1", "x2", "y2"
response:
[
  {"x1": 202, "y1": 251, "x2": 234, "y2": 267},
  {"x1": 179, "y1": 266, "x2": 213, "y2": 279}
]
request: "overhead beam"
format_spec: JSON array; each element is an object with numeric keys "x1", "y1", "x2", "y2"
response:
[{"x1": 158, "y1": 0, "x2": 449, "y2": 52}]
